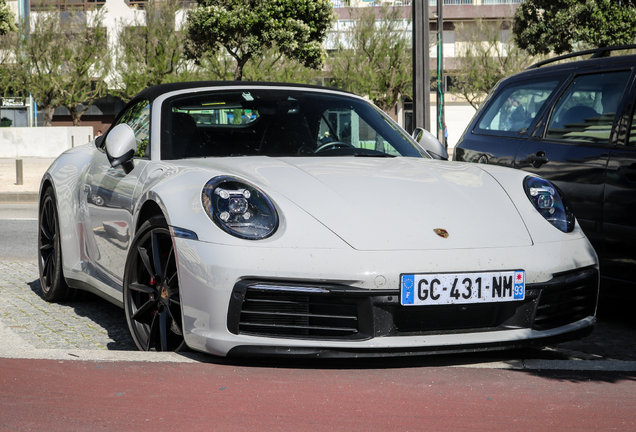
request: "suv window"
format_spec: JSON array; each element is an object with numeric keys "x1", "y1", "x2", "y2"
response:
[
  {"x1": 545, "y1": 71, "x2": 630, "y2": 143},
  {"x1": 629, "y1": 110, "x2": 636, "y2": 146},
  {"x1": 476, "y1": 77, "x2": 563, "y2": 136}
]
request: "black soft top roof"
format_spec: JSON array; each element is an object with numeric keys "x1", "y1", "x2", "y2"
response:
[
  {"x1": 133, "y1": 81, "x2": 348, "y2": 103},
  {"x1": 108, "y1": 81, "x2": 352, "y2": 129}
]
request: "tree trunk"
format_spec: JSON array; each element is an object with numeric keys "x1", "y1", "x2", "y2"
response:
[
  {"x1": 68, "y1": 104, "x2": 91, "y2": 126},
  {"x1": 70, "y1": 107, "x2": 82, "y2": 127},
  {"x1": 234, "y1": 55, "x2": 251, "y2": 81},
  {"x1": 42, "y1": 105, "x2": 56, "y2": 127}
]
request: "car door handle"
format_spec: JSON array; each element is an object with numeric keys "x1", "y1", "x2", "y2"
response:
[
  {"x1": 617, "y1": 165, "x2": 636, "y2": 182},
  {"x1": 526, "y1": 152, "x2": 549, "y2": 168},
  {"x1": 84, "y1": 184, "x2": 91, "y2": 193}
]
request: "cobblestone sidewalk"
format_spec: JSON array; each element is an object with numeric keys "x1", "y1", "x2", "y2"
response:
[{"x1": 0, "y1": 260, "x2": 135, "y2": 351}]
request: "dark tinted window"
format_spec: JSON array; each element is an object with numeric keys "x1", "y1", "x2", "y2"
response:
[
  {"x1": 545, "y1": 71, "x2": 630, "y2": 143},
  {"x1": 476, "y1": 77, "x2": 563, "y2": 137}
]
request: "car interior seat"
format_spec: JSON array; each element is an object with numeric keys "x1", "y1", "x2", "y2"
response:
[
  {"x1": 259, "y1": 114, "x2": 316, "y2": 156},
  {"x1": 170, "y1": 112, "x2": 205, "y2": 159},
  {"x1": 558, "y1": 106, "x2": 599, "y2": 129}
]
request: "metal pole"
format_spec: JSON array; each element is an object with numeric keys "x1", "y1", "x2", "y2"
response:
[
  {"x1": 436, "y1": 0, "x2": 445, "y2": 145},
  {"x1": 16, "y1": 159, "x2": 23, "y2": 186},
  {"x1": 412, "y1": 0, "x2": 431, "y2": 133}
]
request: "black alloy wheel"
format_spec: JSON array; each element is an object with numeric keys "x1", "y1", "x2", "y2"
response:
[
  {"x1": 38, "y1": 188, "x2": 70, "y2": 302},
  {"x1": 123, "y1": 216, "x2": 186, "y2": 352}
]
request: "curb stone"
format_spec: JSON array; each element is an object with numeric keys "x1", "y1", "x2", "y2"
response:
[{"x1": 0, "y1": 192, "x2": 39, "y2": 203}]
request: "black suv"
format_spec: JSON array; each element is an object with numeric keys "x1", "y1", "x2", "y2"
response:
[{"x1": 454, "y1": 45, "x2": 636, "y2": 294}]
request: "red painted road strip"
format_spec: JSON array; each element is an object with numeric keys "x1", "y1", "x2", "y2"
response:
[{"x1": 1, "y1": 358, "x2": 635, "y2": 431}]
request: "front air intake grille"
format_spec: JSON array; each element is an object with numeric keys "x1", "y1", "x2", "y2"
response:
[
  {"x1": 532, "y1": 267, "x2": 598, "y2": 330},
  {"x1": 237, "y1": 288, "x2": 361, "y2": 339}
]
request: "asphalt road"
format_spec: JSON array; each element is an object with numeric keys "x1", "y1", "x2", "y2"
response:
[
  {"x1": 1, "y1": 358, "x2": 635, "y2": 431},
  {"x1": 0, "y1": 204, "x2": 38, "y2": 261}
]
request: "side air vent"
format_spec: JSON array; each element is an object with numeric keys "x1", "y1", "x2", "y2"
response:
[{"x1": 532, "y1": 267, "x2": 598, "y2": 330}]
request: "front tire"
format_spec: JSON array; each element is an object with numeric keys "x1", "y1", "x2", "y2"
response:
[
  {"x1": 123, "y1": 216, "x2": 186, "y2": 352},
  {"x1": 38, "y1": 188, "x2": 70, "y2": 302}
]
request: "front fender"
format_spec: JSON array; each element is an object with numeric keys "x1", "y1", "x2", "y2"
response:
[
  {"x1": 141, "y1": 166, "x2": 350, "y2": 250},
  {"x1": 40, "y1": 145, "x2": 95, "y2": 278}
]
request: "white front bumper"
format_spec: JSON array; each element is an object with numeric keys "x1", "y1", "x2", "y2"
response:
[{"x1": 173, "y1": 236, "x2": 598, "y2": 357}]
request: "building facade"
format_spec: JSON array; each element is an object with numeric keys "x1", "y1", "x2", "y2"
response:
[{"x1": 4, "y1": 0, "x2": 520, "y2": 137}]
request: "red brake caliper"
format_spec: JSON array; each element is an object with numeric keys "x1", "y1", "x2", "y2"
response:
[{"x1": 149, "y1": 276, "x2": 157, "y2": 314}]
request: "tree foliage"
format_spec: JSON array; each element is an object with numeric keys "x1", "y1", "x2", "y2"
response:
[
  {"x1": 454, "y1": 19, "x2": 543, "y2": 109},
  {"x1": 198, "y1": 46, "x2": 321, "y2": 83},
  {"x1": 114, "y1": 0, "x2": 198, "y2": 102},
  {"x1": 0, "y1": 0, "x2": 15, "y2": 96},
  {"x1": 58, "y1": 12, "x2": 111, "y2": 126},
  {"x1": 242, "y1": 46, "x2": 321, "y2": 83},
  {"x1": 329, "y1": 4, "x2": 412, "y2": 114},
  {"x1": 185, "y1": 0, "x2": 334, "y2": 80},
  {"x1": 513, "y1": 0, "x2": 636, "y2": 55},
  {"x1": 8, "y1": 9, "x2": 110, "y2": 126},
  {"x1": 0, "y1": 0, "x2": 16, "y2": 36}
]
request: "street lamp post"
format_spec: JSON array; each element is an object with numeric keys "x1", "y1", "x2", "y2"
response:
[
  {"x1": 412, "y1": 0, "x2": 430, "y2": 133},
  {"x1": 436, "y1": 0, "x2": 445, "y2": 146}
]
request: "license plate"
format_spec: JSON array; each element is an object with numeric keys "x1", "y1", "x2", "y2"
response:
[{"x1": 401, "y1": 270, "x2": 525, "y2": 306}]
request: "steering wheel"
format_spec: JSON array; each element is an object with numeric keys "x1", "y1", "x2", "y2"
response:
[{"x1": 315, "y1": 141, "x2": 354, "y2": 153}]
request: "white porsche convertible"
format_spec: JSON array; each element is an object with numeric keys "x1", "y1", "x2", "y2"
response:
[{"x1": 39, "y1": 82, "x2": 599, "y2": 357}]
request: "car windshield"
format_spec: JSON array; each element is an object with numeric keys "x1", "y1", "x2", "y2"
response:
[{"x1": 162, "y1": 89, "x2": 427, "y2": 160}]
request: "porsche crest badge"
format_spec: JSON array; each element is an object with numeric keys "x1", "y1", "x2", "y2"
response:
[{"x1": 433, "y1": 228, "x2": 449, "y2": 239}]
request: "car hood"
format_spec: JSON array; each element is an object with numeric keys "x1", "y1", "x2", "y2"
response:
[{"x1": 182, "y1": 157, "x2": 533, "y2": 250}]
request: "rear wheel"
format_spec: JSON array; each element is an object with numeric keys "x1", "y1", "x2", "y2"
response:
[
  {"x1": 38, "y1": 188, "x2": 71, "y2": 302},
  {"x1": 123, "y1": 216, "x2": 186, "y2": 352}
]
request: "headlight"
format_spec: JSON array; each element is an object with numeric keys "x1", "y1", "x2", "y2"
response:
[
  {"x1": 202, "y1": 176, "x2": 279, "y2": 240},
  {"x1": 523, "y1": 176, "x2": 574, "y2": 233}
]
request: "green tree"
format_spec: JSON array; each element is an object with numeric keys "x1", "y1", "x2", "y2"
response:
[
  {"x1": 242, "y1": 46, "x2": 321, "y2": 83},
  {"x1": 513, "y1": 0, "x2": 636, "y2": 55},
  {"x1": 114, "y1": 0, "x2": 198, "y2": 102},
  {"x1": 0, "y1": 0, "x2": 16, "y2": 36},
  {"x1": 0, "y1": 0, "x2": 16, "y2": 96},
  {"x1": 10, "y1": 9, "x2": 110, "y2": 126},
  {"x1": 58, "y1": 12, "x2": 111, "y2": 126},
  {"x1": 454, "y1": 19, "x2": 543, "y2": 109},
  {"x1": 329, "y1": 4, "x2": 412, "y2": 114},
  {"x1": 198, "y1": 45, "x2": 321, "y2": 83},
  {"x1": 11, "y1": 11, "x2": 66, "y2": 126},
  {"x1": 185, "y1": 0, "x2": 334, "y2": 81}
]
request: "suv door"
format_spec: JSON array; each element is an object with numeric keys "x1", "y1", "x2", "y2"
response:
[
  {"x1": 454, "y1": 76, "x2": 565, "y2": 166},
  {"x1": 603, "y1": 78, "x2": 636, "y2": 289},
  {"x1": 513, "y1": 70, "x2": 633, "y2": 253}
]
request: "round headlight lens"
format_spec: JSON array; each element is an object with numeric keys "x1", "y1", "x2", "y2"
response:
[
  {"x1": 202, "y1": 176, "x2": 278, "y2": 240},
  {"x1": 523, "y1": 176, "x2": 575, "y2": 233}
]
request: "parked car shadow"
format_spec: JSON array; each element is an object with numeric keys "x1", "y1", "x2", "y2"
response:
[{"x1": 28, "y1": 278, "x2": 136, "y2": 351}]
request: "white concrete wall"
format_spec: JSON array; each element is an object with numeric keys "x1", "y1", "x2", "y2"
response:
[
  {"x1": 442, "y1": 104, "x2": 477, "y2": 148},
  {"x1": 0, "y1": 127, "x2": 94, "y2": 158}
]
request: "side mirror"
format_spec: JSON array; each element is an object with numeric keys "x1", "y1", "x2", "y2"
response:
[
  {"x1": 105, "y1": 124, "x2": 137, "y2": 173},
  {"x1": 412, "y1": 127, "x2": 449, "y2": 161}
]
